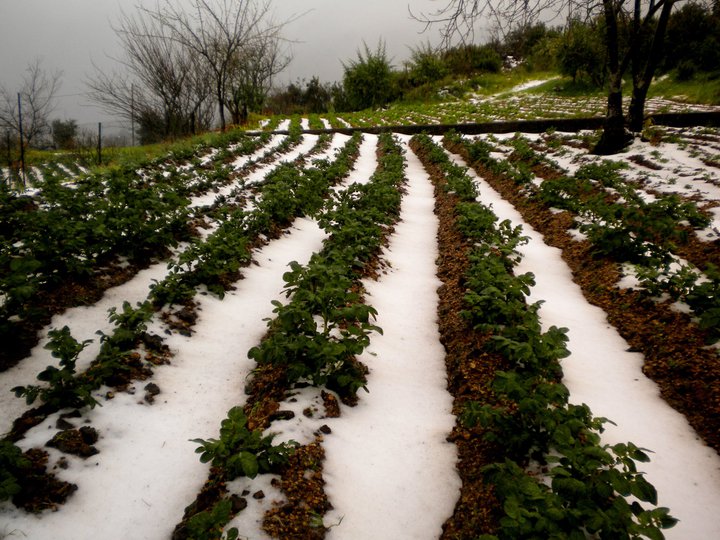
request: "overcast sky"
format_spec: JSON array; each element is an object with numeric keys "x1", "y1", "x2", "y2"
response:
[{"x1": 0, "y1": 0, "x2": 452, "y2": 133}]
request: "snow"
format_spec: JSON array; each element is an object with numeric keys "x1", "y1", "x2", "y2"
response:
[
  {"x1": 1, "y1": 135, "x2": 461, "y2": 540},
  {"x1": 0, "y1": 261, "x2": 170, "y2": 435},
  {"x1": 509, "y1": 78, "x2": 555, "y2": 93}
]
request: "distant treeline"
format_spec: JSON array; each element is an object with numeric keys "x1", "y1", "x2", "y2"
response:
[{"x1": 267, "y1": 0, "x2": 720, "y2": 115}]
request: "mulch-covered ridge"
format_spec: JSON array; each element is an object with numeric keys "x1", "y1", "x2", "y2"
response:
[{"x1": 411, "y1": 138, "x2": 508, "y2": 538}]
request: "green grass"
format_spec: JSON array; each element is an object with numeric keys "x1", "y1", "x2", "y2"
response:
[
  {"x1": 648, "y1": 71, "x2": 720, "y2": 105},
  {"x1": 14, "y1": 125, "x2": 259, "y2": 180},
  {"x1": 8, "y1": 67, "x2": 718, "y2": 183},
  {"x1": 529, "y1": 76, "x2": 606, "y2": 98}
]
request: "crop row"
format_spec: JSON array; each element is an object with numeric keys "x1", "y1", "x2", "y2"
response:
[
  {"x1": 413, "y1": 133, "x2": 676, "y2": 539},
  {"x1": 448, "y1": 130, "x2": 720, "y2": 339},
  {"x1": 172, "y1": 132, "x2": 407, "y2": 539}
]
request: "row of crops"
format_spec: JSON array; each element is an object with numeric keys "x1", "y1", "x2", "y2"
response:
[{"x1": 1, "y1": 118, "x2": 720, "y2": 538}]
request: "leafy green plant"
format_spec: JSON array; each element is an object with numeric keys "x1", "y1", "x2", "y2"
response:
[
  {"x1": 192, "y1": 406, "x2": 297, "y2": 480},
  {"x1": 481, "y1": 451, "x2": 676, "y2": 540},
  {"x1": 183, "y1": 498, "x2": 241, "y2": 540},
  {"x1": 12, "y1": 326, "x2": 98, "y2": 409},
  {"x1": 0, "y1": 441, "x2": 30, "y2": 502},
  {"x1": 685, "y1": 263, "x2": 720, "y2": 342},
  {"x1": 105, "y1": 301, "x2": 155, "y2": 349},
  {"x1": 248, "y1": 260, "x2": 380, "y2": 397},
  {"x1": 414, "y1": 132, "x2": 675, "y2": 540}
]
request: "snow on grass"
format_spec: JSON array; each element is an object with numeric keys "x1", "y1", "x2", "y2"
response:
[
  {"x1": 1, "y1": 217, "x2": 328, "y2": 540},
  {"x1": 322, "y1": 137, "x2": 460, "y2": 539},
  {"x1": 444, "y1": 143, "x2": 720, "y2": 539}
]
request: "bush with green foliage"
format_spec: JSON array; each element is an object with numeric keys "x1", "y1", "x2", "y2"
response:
[
  {"x1": 342, "y1": 41, "x2": 398, "y2": 111},
  {"x1": 441, "y1": 43, "x2": 502, "y2": 76},
  {"x1": 662, "y1": 1, "x2": 720, "y2": 75},
  {"x1": 405, "y1": 42, "x2": 449, "y2": 87}
]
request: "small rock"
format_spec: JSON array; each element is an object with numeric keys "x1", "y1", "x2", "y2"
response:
[
  {"x1": 253, "y1": 490, "x2": 265, "y2": 500},
  {"x1": 56, "y1": 418, "x2": 74, "y2": 430},
  {"x1": 79, "y1": 426, "x2": 99, "y2": 445},
  {"x1": 144, "y1": 383, "x2": 161, "y2": 404},
  {"x1": 319, "y1": 424, "x2": 332, "y2": 435},
  {"x1": 230, "y1": 495, "x2": 248, "y2": 513}
]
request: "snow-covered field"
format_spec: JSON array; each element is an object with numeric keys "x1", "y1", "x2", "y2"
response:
[{"x1": 2, "y1": 123, "x2": 720, "y2": 539}]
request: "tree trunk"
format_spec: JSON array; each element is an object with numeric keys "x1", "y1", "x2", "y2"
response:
[
  {"x1": 629, "y1": 84, "x2": 649, "y2": 132},
  {"x1": 594, "y1": 0, "x2": 632, "y2": 155},
  {"x1": 594, "y1": 77, "x2": 630, "y2": 155},
  {"x1": 628, "y1": 0, "x2": 676, "y2": 132},
  {"x1": 216, "y1": 80, "x2": 226, "y2": 131}
]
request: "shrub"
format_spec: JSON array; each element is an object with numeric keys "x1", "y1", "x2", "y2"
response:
[{"x1": 342, "y1": 41, "x2": 398, "y2": 111}]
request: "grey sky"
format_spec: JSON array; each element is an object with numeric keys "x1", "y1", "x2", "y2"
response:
[{"x1": 0, "y1": 0, "x2": 450, "y2": 133}]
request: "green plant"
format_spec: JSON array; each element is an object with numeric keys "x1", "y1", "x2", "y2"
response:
[
  {"x1": 0, "y1": 441, "x2": 30, "y2": 502},
  {"x1": 342, "y1": 40, "x2": 398, "y2": 111},
  {"x1": 12, "y1": 326, "x2": 98, "y2": 409},
  {"x1": 192, "y1": 406, "x2": 297, "y2": 480},
  {"x1": 415, "y1": 132, "x2": 674, "y2": 539},
  {"x1": 685, "y1": 263, "x2": 720, "y2": 342},
  {"x1": 481, "y1": 452, "x2": 675, "y2": 540},
  {"x1": 105, "y1": 301, "x2": 155, "y2": 348},
  {"x1": 248, "y1": 261, "x2": 380, "y2": 396},
  {"x1": 184, "y1": 498, "x2": 240, "y2": 540}
]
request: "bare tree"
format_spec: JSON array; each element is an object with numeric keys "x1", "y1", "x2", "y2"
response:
[
  {"x1": 141, "y1": 0, "x2": 286, "y2": 130},
  {"x1": 414, "y1": 0, "x2": 681, "y2": 154},
  {"x1": 87, "y1": 9, "x2": 215, "y2": 143},
  {"x1": 411, "y1": 0, "x2": 568, "y2": 49},
  {"x1": 225, "y1": 27, "x2": 291, "y2": 125},
  {"x1": 0, "y1": 58, "x2": 62, "y2": 147}
]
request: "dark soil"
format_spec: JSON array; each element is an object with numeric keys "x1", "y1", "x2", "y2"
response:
[
  {"x1": 46, "y1": 426, "x2": 99, "y2": 458},
  {"x1": 11, "y1": 448, "x2": 78, "y2": 513},
  {"x1": 262, "y1": 441, "x2": 330, "y2": 540}
]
